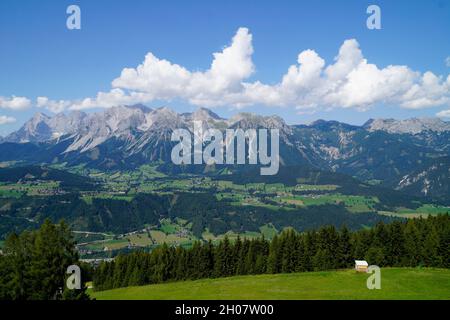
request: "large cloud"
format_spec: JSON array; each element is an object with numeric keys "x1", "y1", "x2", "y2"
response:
[
  {"x1": 37, "y1": 97, "x2": 71, "y2": 113},
  {"x1": 0, "y1": 115, "x2": 16, "y2": 125},
  {"x1": 8, "y1": 28, "x2": 450, "y2": 113},
  {"x1": 0, "y1": 96, "x2": 31, "y2": 110},
  {"x1": 110, "y1": 27, "x2": 254, "y2": 107},
  {"x1": 437, "y1": 109, "x2": 450, "y2": 118},
  {"x1": 59, "y1": 89, "x2": 153, "y2": 111},
  {"x1": 242, "y1": 39, "x2": 450, "y2": 111}
]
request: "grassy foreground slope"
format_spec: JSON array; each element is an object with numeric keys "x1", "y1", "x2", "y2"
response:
[{"x1": 90, "y1": 268, "x2": 450, "y2": 300}]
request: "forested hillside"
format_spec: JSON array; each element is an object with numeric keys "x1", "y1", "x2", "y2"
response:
[{"x1": 93, "y1": 215, "x2": 450, "y2": 291}]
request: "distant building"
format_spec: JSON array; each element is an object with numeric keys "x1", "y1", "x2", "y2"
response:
[{"x1": 355, "y1": 260, "x2": 368, "y2": 272}]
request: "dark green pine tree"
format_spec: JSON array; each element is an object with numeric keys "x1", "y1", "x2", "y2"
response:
[
  {"x1": 236, "y1": 238, "x2": 250, "y2": 275},
  {"x1": 1, "y1": 231, "x2": 34, "y2": 299},
  {"x1": 0, "y1": 219, "x2": 89, "y2": 300},
  {"x1": 294, "y1": 236, "x2": 306, "y2": 272},
  {"x1": 403, "y1": 221, "x2": 422, "y2": 266},
  {"x1": 129, "y1": 252, "x2": 147, "y2": 286},
  {"x1": 312, "y1": 249, "x2": 330, "y2": 271},
  {"x1": 280, "y1": 229, "x2": 297, "y2": 273},
  {"x1": 364, "y1": 246, "x2": 385, "y2": 266},
  {"x1": 214, "y1": 236, "x2": 232, "y2": 277},
  {"x1": 232, "y1": 236, "x2": 242, "y2": 275},
  {"x1": 245, "y1": 240, "x2": 257, "y2": 274},
  {"x1": 174, "y1": 247, "x2": 187, "y2": 280},
  {"x1": 30, "y1": 220, "x2": 87, "y2": 300},
  {"x1": 384, "y1": 221, "x2": 406, "y2": 266},
  {"x1": 93, "y1": 261, "x2": 108, "y2": 291},
  {"x1": 435, "y1": 215, "x2": 450, "y2": 268},
  {"x1": 300, "y1": 232, "x2": 314, "y2": 271},
  {"x1": 337, "y1": 226, "x2": 352, "y2": 268},
  {"x1": 204, "y1": 240, "x2": 215, "y2": 278},
  {"x1": 267, "y1": 235, "x2": 280, "y2": 274},
  {"x1": 423, "y1": 225, "x2": 441, "y2": 267},
  {"x1": 353, "y1": 229, "x2": 373, "y2": 262},
  {"x1": 254, "y1": 239, "x2": 268, "y2": 274},
  {"x1": 112, "y1": 255, "x2": 128, "y2": 288},
  {"x1": 311, "y1": 226, "x2": 341, "y2": 271}
]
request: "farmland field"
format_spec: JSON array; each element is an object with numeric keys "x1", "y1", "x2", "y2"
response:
[{"x1": 1, "y1": 165, "x2": 448, "y2": 260}]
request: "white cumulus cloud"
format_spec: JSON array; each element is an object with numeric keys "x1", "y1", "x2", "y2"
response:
[
  {"x1": 68, "y1": 89, "x2": 154, "y2": 110},
  {"x1": 0, "y1": 96, "x2": 32, "y2": 110},
  {"x1": 37, "y1": 97, "x2": 71, "y2": 113},
  {"x1": 104, "y1": 31, "x2": 450, "y2": 111},
  {"x1": 110, "y1": 27, "x2": 254, "y2": 108},
  {"x1": 240, "y1": 39, "x2": 450, "y2": 111},
  {"x1": 436, "y1": 109, "x2": 450, "y2": 118},
  {"x1": 0, "y1": 115, "x2": 16, "y2": 125}
]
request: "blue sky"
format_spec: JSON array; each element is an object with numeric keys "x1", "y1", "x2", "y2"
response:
[{"x1": 0, "y1": 0, "x2": 449, "y2": 135}]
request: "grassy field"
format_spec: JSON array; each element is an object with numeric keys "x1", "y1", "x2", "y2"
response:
[{"x1": 90, "y1": 268, "x2": 450, "y2": 300}]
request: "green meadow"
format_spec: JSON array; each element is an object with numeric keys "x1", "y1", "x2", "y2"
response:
[{"x1": 90, "y1": 268, "x2": 450, "y2": 300}]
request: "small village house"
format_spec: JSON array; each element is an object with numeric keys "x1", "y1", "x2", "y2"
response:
[{"x1": 355, "y1": 260, "x2": 368, "y2": 272}]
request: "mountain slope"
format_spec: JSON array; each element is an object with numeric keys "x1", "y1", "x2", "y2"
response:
[
  {"x1": 397, "y1": 156, "x2": 450, "y2": 202},
  {"x1": 364, "y1": 117, "x2": 450, "y2": 134},
  {"x1": 0, "y1": 165, "x2": 95, "y2": 190},
  {"x1": 1, "y1": 106, "x2": 449, "y2": 200}
]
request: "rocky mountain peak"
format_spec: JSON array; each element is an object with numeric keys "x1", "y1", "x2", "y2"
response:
[
  {"x1": 363, "y1": 117, "x2": 450, "y2": 134},
  {"x1": 191, "y1": 107, "x2": 222, "y2": 121},
  {"x1": 309, "y1": 119, "x2": 360, "y2": 132},
  {"x1": 5, "y1": 112, "x2": 52, "y2": 143},
  {"x1": 229, "y1": 112, "x2": 290, "y2": 132},
  {"x1": 29, "y1": 112, "x2": 50, "y2": 124},
  {"x1": 126, "y1": 104, "x2": 153, "y2": 113}
]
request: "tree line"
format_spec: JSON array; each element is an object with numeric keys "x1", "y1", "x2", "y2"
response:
[{"x1": 93, "y1": 214, "x2": 449, "y2": 291}]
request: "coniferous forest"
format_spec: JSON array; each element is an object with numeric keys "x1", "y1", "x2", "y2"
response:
[
  {"x1": 0, "y1": 220, "x2": 90, "y2": 300},
  {"x1": 93, "y1": 214, "x2": 449, "y2": 292}
]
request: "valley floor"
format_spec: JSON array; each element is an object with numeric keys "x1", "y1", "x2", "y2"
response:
[{"x1": 89, "y1": 268, "x2": 450, "y2": 300}]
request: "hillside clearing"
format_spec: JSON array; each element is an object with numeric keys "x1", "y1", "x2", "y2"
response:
[{"x1": 90, "y1": 268, "x2": 450, "y2": 300}]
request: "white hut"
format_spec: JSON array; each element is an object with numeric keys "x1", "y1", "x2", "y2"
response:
[{"x1": 355, "y1": 260, "x2": 368, "y2": 272}]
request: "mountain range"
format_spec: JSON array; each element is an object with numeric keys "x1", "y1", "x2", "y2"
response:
[{"x1": 0, "y1": 105, "x2": 449, "y2": 201}]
